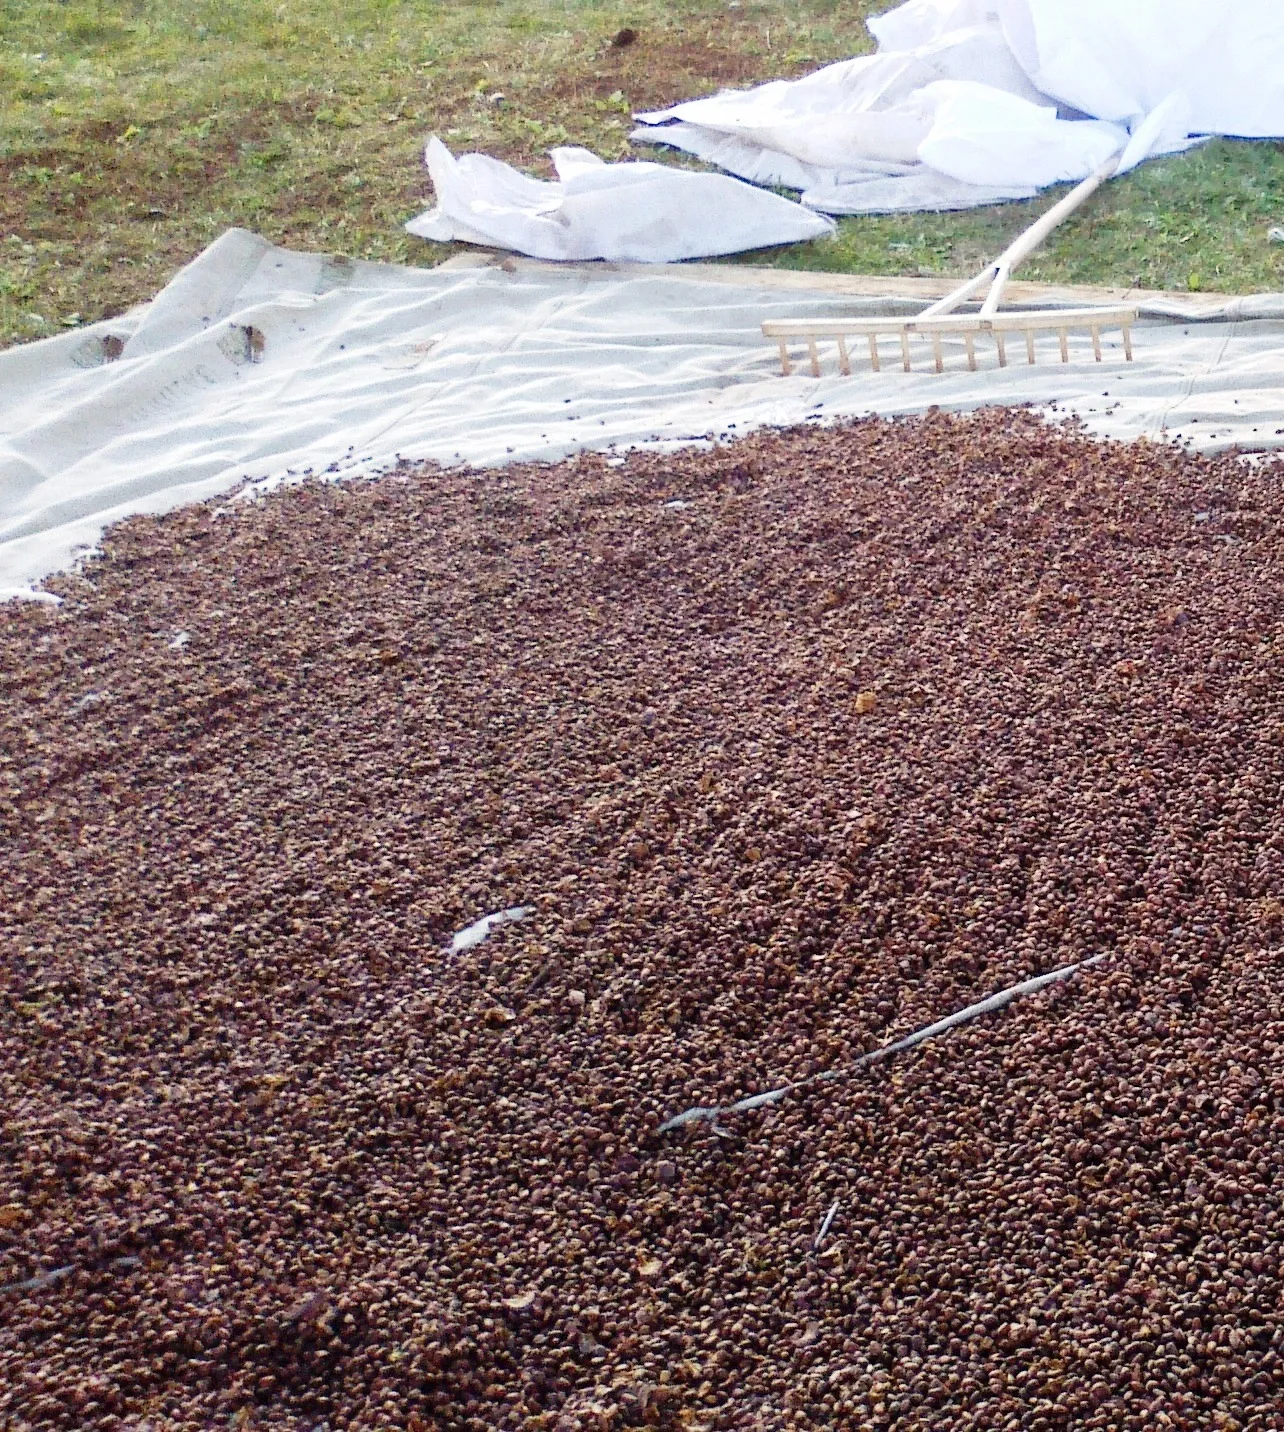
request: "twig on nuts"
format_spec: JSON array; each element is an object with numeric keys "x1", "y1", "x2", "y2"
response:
[
  {"x1": 0, "y1": 1255, "x2": 141, "y2": 1298},
  {"x1": 813, "y1": 1201, "x2": 840, "y2": 1251},
  {"x1": 0, "y1": 1264, "x2": 77, "y2": 1297},
  {"x1": 281, "y1": 1289, "x2": 331, "y2": 1326},
  {"x1": 658, "y1": 954, "x2": 1108, "y2": 1133}
]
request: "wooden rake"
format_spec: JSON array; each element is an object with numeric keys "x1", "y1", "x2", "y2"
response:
[{"x1": 763, "y1": 155, "x2": 1136, "y2": 378}]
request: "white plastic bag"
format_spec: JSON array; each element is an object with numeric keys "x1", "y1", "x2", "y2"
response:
[{"x1": 405, "y1": 138, "x2": 833, "y2": 263}]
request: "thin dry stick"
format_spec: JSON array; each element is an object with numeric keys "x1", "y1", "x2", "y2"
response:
[
  {"x1": 814, "y1": 1201, "x2": 841, "y2": 1251},
  {"x1": 0, "y1": 1256, "x2": 141, "y2": 1298},
  {"x1": 0, "y1": 1265, "x2": 77, "y2": 1297},
  {"x1": 657, "y1": 953, "x2": 1107, "y2": 1134}
]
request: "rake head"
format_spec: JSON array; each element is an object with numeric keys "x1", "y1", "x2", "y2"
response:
[
  {"x1": 762, "y1": 156, "x2": 1141, "y2": 380},
  {"x1": 762, "y1": 306, "x2": 1138, "y2": 378}
]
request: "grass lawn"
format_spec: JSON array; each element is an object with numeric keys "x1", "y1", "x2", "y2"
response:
[{"x1": 2, "y1": 0, "x2": 1283, "y2": 348}]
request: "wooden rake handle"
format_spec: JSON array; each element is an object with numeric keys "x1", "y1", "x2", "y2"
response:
[{"x1": 920, "y1": 151, "x2": 1123, "y2": 321}]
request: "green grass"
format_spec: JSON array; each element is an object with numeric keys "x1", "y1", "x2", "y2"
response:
[
  {"x1": 742, "y1": 138, "x2": 1284, "y2": 294},
  {"x1": 2, "y1": 0, "x2": 1282, "y2": 348}
]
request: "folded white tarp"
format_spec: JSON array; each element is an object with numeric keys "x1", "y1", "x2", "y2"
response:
[
  {"x1": 3, "y1": 229, "x2": 1283, "y2": 601},
  {"x1": 634, "y1": 0, "x2": 1284, "y2": 214},
  {"x1": 405, "y1": 137, "x2": 833, "y2": 262}
]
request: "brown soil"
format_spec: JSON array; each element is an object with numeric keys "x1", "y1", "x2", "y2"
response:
[
  {"x1": 547, "y1": 32, "x2": 820, "y2": 112},
  {"x1": 3, "y1": 412, "x2": 1284, "y2": 1430}
]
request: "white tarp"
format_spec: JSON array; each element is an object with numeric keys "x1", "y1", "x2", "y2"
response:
[
  {"x1": 3, "y1": 229, "x2": 1283, "y2": 601},
  {"x1": 634, "y1": 0, "x2": 1284, "y2": 214},
  {"x1": 405, "y1": 138, "x2": 833, "y2": 262}
]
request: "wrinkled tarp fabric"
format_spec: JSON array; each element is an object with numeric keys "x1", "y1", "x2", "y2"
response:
[
  {"x1": 634, "y1": 0, "x2": 1283, "y2": 214},
  {"x1": 990, "y1": 0, "x2": 1284, "y2": 135},
  {"x1": 3, "y1": 229, "x2": 1283, "y2": 600},
  {"x1": 404, "y1": 138, "x2": 834, "y2": 262}
]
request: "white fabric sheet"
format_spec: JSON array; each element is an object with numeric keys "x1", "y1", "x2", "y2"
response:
[
  {"x1": 994, "y1": 0, "x2": 1284, "y2": 136},
  {"x1": 405, "y1": 138, "x2": 833, "y2": 262},
  {"x1": 634, "y1": 0, "x2": 1282, "y2": 215},
  {"x1": 3, "y1": 230, "x2": 1283, "y2": 601}
]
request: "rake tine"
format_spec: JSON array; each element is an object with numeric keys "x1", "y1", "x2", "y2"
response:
[
  {"x1": 836, "y1": 335, "x2": 851, "y2": 376},
  {"x1": 806, "y1": 335, "x2": 820, "y2": 378},
  {"x1": 763, "y1": 305, "x2": 1136, "y2": 379}
]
